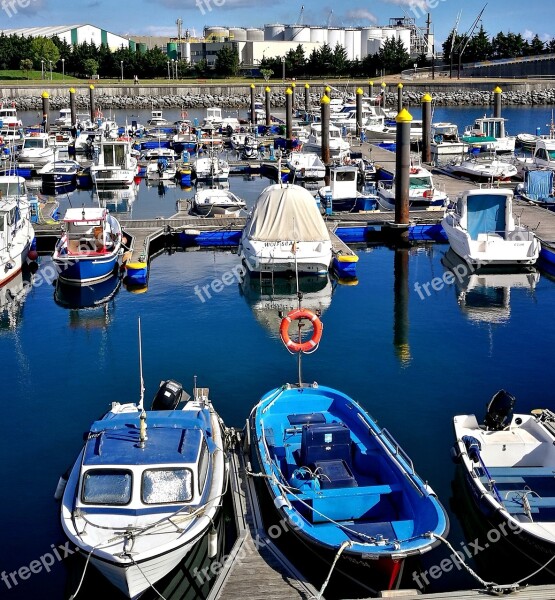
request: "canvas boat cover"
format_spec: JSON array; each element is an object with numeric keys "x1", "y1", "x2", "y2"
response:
[
  {"x1": 243, "y1": 184, "x2": 330, "y2": 242},
  {"x1": 466, "y1": 193, "x2": 507, "y2": 240},
  {"x1": 525, "y1": 169, "x2": 553, "y2": 200}
]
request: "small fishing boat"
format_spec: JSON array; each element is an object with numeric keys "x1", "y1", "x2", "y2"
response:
[
  {"x1": 18, "y1": 132, "x2": 56, "y2": 166},
  {"x1": 249, "y1": 308, "x2": 449, "y2": 596},
  {"x1": 452, "y1": 393, "x2": 555, "y2": 575},
  {"x1": 444, "y1": 153, "x2": 518, "y2": 182},
  {"x1": 190, "y1": 186, "x2": 246, "y2": 217},
  {"x1": 303, "y1": 123, "x2": 350, "y2": 160},
  {"x1": 377, "y1": 164, "x2": 447, "y2": 211},
  {"x1": 0, "y1": 105, "x2": 22, "y2": 129},
  {"x1": 516, "y1": 168, "x2": 555, "y2": 210},
  {"x1": 0, "y1": 176, "x2": 35, "y2": 286},
  {"x1": 52, "y1": 207, "x2": 126, "y2": 285},
  {"x1": 90, "y1": 139, "x2": 138, "y2": 187},
  {"x1": 144, "y1": 148, "x2": 177, "y2": 181},
  {"x1": 239, "y1": 183, "x2": 332, "y2": 275},
  {"x1": 38, "y1": 159, "x2": 80, "y2": 189},
  {"x1": 60, "y1": 329, "x2": 229, "y2": 599},
  {"x1": 54, "y1": 108, "x2": 73, "y2": 128},
  {"x1": 192, "y1": 154, "x2": 230, "y2": 181},
  {"x1": 441, "y1": 188, "x2": 540, "y2": 266},
  {"x1": 146, "y1": 108, "x2": 172, "y2": 128},
  {"x1": 462, "y1": 115, "x2": 516, "y2": 154},
  {"x1": 318, "y1": 165, "x2": 378, "y2": 213},
  {"x1": 287, "y1": 152, "x2": 326, "y2": 181},
  {"x1": 202, "y1": 106, "x2": 223, "y2": 128},
  {"x1": 430, "y1": 122, "x2": 466, "y2": 159},
  {"x1": 516, "y1": 132, "x2": 540, "y2": 152}
]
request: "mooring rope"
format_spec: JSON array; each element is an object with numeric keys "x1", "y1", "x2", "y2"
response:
[{"x1": 312, "y1": 540, "x2": 352, "y2": 600}]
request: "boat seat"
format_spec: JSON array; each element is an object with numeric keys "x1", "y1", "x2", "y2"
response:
[
  {"x1": 502, "y1": 497, "x2": 555, "y2": 514},
  {"x1": 287, "y1": 413, "x2": 326, "y2": 426},
  {"x1": 300, "y1": 422, "x2": 353, "y2": 468},
  {"x1": 314, "y1": 459, "x2": 357, "y2": 489}
]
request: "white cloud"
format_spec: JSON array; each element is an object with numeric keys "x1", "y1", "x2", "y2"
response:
[
  {"x1": 382, "y1": 0, "x2": 428, "y2": 10},
  {"x1": 522, "y1": 29, "x2": 534, "y2": 40},
  {"x1": 345, "y1": 9, "x2": 378, "y2": 24}
]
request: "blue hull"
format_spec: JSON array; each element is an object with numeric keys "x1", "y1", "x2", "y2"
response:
[
  {"x1": 320, "y1": 196, "x2": 378, "y2": 213},
  {"x1": 178, "y1": 230, "x2": 241, "y2": 247},
  {"x1": 54, "y1": 251, "x2": 120, "y2": 285}
]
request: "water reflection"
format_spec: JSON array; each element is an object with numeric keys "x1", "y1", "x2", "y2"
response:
[
  {"x1": 0, "y1": 268, "x2": 34, "y2": 331},
  {"x1": 441, "y1": 249, "x2": 540, "y2": 324},
  {"x1": 394, "y1": 248, "x2": 411, "y2": 367},
  {"x1": 240, "y1": 271, "x2": 333, "y2": 340},
  {"x1": 94, "y1": 182, "x2": 139, "y2": 214}
]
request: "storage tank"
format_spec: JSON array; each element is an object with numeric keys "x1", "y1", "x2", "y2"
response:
[
  {"x1": 138, "y1": 42, "x2": 147, "y2": 54},
  {"x1": 181, "y1": 42, "x2": 191, "y2": 63},
  {"x1": 290, "y1": 26, "x2": 311, "y2": 43},
  {"x1": 327, "y1": 28, "x2": 345, "y2": 49},
  {"x1": 381, "y1": 27, "x2": 396, "y2": 42},
  {"x1": 204, "y1": 26, "x2": 229, "y2": 41},
  {"x1": 310, "y1": 27, "x2": 327, "y2": 44},
  {"x1": 264, "y1": 23, "x2": 285, "y2": 41},
  {"x1": 166, "y1": 42, "x2": 177, "y2": 59},
  {"x1": 360, "y1": 27, "x2": 372, "y2": 59},
  {"x1": 229, "y1": 27, "x2": 247, "y2": 41},
  {"x1": 344, "y1": 29, "x2": 357, "y2": 61},
  {"x1": 246, "y1": 28, "x2": 264, "y2": 41},
  {"x1": 128, "y1": 40, "x2": 136, "y2": 51},
  {"x1": 367, "y1": 38, "x2": 382, "y2": 56},
  {"x1": 396, "y1": 28, "x2": 411, "y2": 53},
  {"x1": 283, "y1": 25, "x2": 293, "y2": 41}
]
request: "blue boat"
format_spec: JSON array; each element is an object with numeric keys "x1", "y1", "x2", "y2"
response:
[
  {"x1": 249, "y1": 309, "x2": 449, "y2": 595},
  {"x1": 52, "y1": 207, "x2": 126, "y2": 285},
  {"x1": 516, "y1": 168, "x2": 555, "y2": 211},
  {"x1": 318, "y1": 166, "x2": 379, "y2": 213}
]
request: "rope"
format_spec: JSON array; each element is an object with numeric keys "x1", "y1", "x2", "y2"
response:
[
  {"x1": 312, "y1": 540, "x2": 352, "y2": 600},
  {"x1": 129, "y1": 555, "x2": 169, "y2": 600},
  {"x1": 68, "y1": 546, "x2": 95, "y2": 599}
]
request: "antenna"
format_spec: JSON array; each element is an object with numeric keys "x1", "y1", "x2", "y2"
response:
[{"x1": 138, "y1": 317, "x2": 145, "y2": 410}]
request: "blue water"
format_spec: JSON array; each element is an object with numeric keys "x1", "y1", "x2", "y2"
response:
[{"x1": 1, "y1": 105, "x2": 555, "y2": 598}]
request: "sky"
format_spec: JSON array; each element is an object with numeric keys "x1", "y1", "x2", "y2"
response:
[{"x1": 2, "y1": 0, "x2": 554, "y2": 47}]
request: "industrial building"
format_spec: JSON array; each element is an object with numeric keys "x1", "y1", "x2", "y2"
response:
[{"x1": 0, "y1": 24, "x2": 135, "y2": 52}]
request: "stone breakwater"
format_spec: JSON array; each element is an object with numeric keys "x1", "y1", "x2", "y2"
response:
[{"x1": 8, "y1": 88, "x2": 555, "y2": 111}]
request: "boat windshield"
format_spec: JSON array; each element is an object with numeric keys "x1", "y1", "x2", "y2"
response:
[
  {"x1": 82, "y1": 469, "x2": 132, "y2": 505},
  {"x1": 410, "y1": 176, "x2": 433, "y2": 188},
  {"x1": 23, "y1": 139, "x2": 46, "y2": 149},
  {"x1": 142, "y1": 468, "x2": 193, "y2": 504},
  {"x1": 0, "y1": 181, "x2": 24, "y2": 197}
]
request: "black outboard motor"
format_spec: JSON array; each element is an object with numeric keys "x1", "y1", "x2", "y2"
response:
[
  {"x1": 151, "y1": 379, "x2": 186, "y2": 411},
  {"x1": 484, "y1": 389, "x2": 516, "y2": 431}
]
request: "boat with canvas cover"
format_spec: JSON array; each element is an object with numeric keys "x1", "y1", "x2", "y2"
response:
[
  {"x1": 61, "y1": 333, "x2": 229, "y2": 599},
  {"x1": 441, "y1": 188, "x2": 540, "y2": 266},
  {"x1": 249, "y1": 305, "x2": 449, "y2": 596},
  {"x1": 516, "y1": 168, "x2": 555, "y2": 210},
  {"x1": 239, "y1": 183, "x2": 332, "y2": 275}
]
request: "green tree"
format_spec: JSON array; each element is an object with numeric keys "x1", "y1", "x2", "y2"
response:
[
  {"x1": 331, "y1": 43, "x2": 349, "y2": 76},
  {"x1": 378, "y1": 37, "x2": 410, "y2": 75},
  {"x1": 30, "y1": 37, "x2": 60, "y2": 70},
  {"x1": 214, "y1": 46, "x2": 239, "y2": 77},
  {"x1": 194, "y1": 59, "x2": 209, "y2": 78},
  {"x1": 260, "y1": 68, "x2": 273, "y2": 82},
  {"x1": 465, "y1": 25, "x2": 493, "y2": 62},
  {"x1": 527, "y1": 34, "x2": 545, "y2": 56},
  {"x1": 19, "y1": 58, "x2": 33, "y2": 79},
  {"x1": 83, "y1": 58, "x2": 99, "y2": 78}
]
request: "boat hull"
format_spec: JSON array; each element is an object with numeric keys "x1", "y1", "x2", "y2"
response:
[
  {"x1": 240, "y1": 242, "x2": 331, "y2": 275},
  {"x1": 53, "y1": 249, "x2": 121, "y2": 285}
]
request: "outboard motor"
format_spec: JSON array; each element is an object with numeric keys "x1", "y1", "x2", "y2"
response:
[
  {"x1": 484, "y1": 389, "x2": 516, "y2": 431},
  {"x1": 151, "y1": 379, "x2": 186, "y2": 411}
]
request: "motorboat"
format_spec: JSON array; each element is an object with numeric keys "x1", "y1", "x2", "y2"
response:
[
  {"x1": 190, "y1": 186, "x2": 246, "y2": 217},
  {"x1": 287, "y1": 152, "x2": 326, "y2": 181},
  {"x1": 377, "y1": 164, "x2": 448, "y2": 211},
  {"x1": 441, "y1": 188, "x2": 540, "y2": 266},
  {"x1": 61, "y1": 375, "x2": 229, "y2": 599},
  {"x1": 430, "y1": 123, "x2": 466, "y2": 160},
  {"x1": 462, "y1": 116, "x2": 516, "y2": 154},
  {"x1": 349, "y1": 154, "x2": 377, "y2": 182},
  {"x1": 90, "y1": 140, "x2": 138, "y2": 187},
  {"x1": 250, "y1": 347, "x2": 449, "y2": 594},
  {"x1": 513, "y1": 137, "x2": 555, "y2": 178},
  {"x1": 38, "y1": 159, "x2": 80, "y2": 189},
  {"x1": 192, "y1": 154, "x2": 230, "y2": 181},
  {"x1": 146, "y1": 108, "x2": 172, "y2": 128},
  {"x1": 73, "y1": 130, "x2": 105, "y2": 157},
  {"x1": 18, "y1": 132, "x2": 56, "y2": 166},
  {"x1": 144, "y1": 148, "x2": 177, "y2": 181},
  {"x1": 0, "y1": 176, "x2": 35, "y2": 286},
  {"x1": 239, "y1": 183, "x2": 332, "y2": 275},
  {"x1": 0, "y1": 105, "x2": 22, "y2": 129},
  {"x1": 444, "y1": 153, "x2": 518, "y2": 182},
  {"x1": 516, "y1": 168, "x2": 555, "y2": 210},
  {"x1": 516, "y1": 132, "x2": 540, "y2": 152},
  {"x1": 202, "y1": 107, "x2": 223, "y2": 128},
  {"x1": 365, "y1": 119, "x2": 423, "y2": 142},
  {"x1": 54, "y1": 108, "x2": 73, "y2": 128},
  {"x1": 303, "y1": 123, "x2": 350, "y2": 160},
  {"x1": 318, "y1": 165, "x2": 378, "y2": 212},
  {"x1": 52, "y1": 207, "x2": 126, "y2": 285},
  {"x1": 452, "y1": 394, "x2": 555, "y2": 574},
  {"x1": 48, "y1": 130, "x2": 74, "y2": 153}
]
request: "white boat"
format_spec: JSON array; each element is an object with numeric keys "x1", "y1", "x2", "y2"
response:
[
  {"x1": 54, "y1": 108, "x2": 73, "y2": 128},
  {"x1": 239, "y1": 183, "x2": 332, "y2": 275},
  {"x1": 18, "y1": 132, "x2": 56, "y2": 166},
  {"x1": 430, "y1": 122, "x2": 467, "y2": 159},
  {"x1": 0, "y1": 105, "x2": 22, "y2": 129},
  {"x1": 365, "y1": 119, "x2": 423, "y2": 142},
  {"x1": 286, "y1": 152, "x2": 326, "y2": 181},
  {"x1": 192, "y1": 154, "x2": 230, "y2": 181},
  {"x1": 452, "y1": 397, "x2": 555, "y2": 574},
  {"x1": 190, "y1": 187, "x2": 246, "y2": 216},
  {"x1": 144, "y1": 148, "x2": 177, "y2": 181},
  {"x1": 303, "y1": 123, "x2": 350, "y2": 160},
  {"x1": 203, "y1": 107, "x2": 223, "y2": 127},
  {"x1": 146, "y1": 108, "x2": 171, "y2": 128},
  {"x1": 377, "y1": 164, "x2": 448, "y2": 211},
  {"x1": 38, "y1": 159, "x2": 80, "y2": 188},
  {"x1": 91, "y1": 140, "x2": 138, "y2": 187},
  {"x1": 318, "y1": 165, "x2": 378, "y2": 213},
  {"x1": 73, "y1": 130, "x2": 105, "y2": 156},
  {"x1": 76, "y1": 113, "x2": 95, "y2": 130},
  {"x1": 514, "y1": 137, "x2": 555, "y2": 178},
  {"x1": 462, "y1": 115, "x2": 516, "y2": 153},
  {"x1": 441, "y1": 188, "x2": 540, "y2": 266},
  {"x1": 61, "y1": 377, "x2": 229, "y2": 599},
  {"x1": 0, "y1": 176, "x2": 35, "y2": 286},
  {"x1": 445, "y1": 153, "x2": 518, "y2": 181}
]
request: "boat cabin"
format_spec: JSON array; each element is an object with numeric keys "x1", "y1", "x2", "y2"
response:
[
  {"x1": 533, "y1": 139, "x2": 555, "y2": 167},
  {"x1": 408, "y1": 166, "x2": 434, "y2": 189},
  {"x1": 456, "y1": 190, "x2": 515, "y2": 240},
  {"x1": 0, "y1": 107, "x2": 21, "y2": 127},
  {"x1": 0, "y1": 176, "x2": 26, "y2": 200},
  {"x1": 205, "y1": 107, "x2": 223, "y2": 122},
  {"x1": 21, "y1": 132, "x2": 50, "y2": 150},
  {"x1": 468, "y1": 116, "x2": 508, "y2": 139},
  {"x1": 329, "y1": 166, "x2": 358, "y2": 199},
  {"x1": 98, "y1": 141, "x2": 132, "y2": 167},
  {"x1": 62, "y1": 207, "x2": 114, "y2": 253}
]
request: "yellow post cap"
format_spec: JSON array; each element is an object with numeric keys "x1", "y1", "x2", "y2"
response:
[
  {"x1": 493, "y1": 86, "x2": 503, "y2": 93},
  {"x1": 305, "y1": 83, "x2": 310, "y2": 88},
  {"x1": 41, "y1": 91, "x2": 49, "y2": 99},
  {"x1": 356, "y1": 87, "x2": 363, "y2": 95},
  {"x1": 250, "y1": 83, "x2": 255, "y2": 89},
  {"x1": 381, "y1": 82, "x2": 387, "y2": 87},
  {"x1": 291, "y1": 82, "x2": 296, "y2": 88},
  {"x1": 265, "y1": 86, "x2": 271, "y2": 92},
  {"x1": 325, "y1": 86, "x2": 331, "y2": 92},
  {"x1": 397, "y1": 83, "x2": 403, "y2": 89},
  {"x1": 321, "y1": 95, "x2": 331, "y2": 105},
  {"x1": 89, "y1": 84, "x2": 94, "y2": 90},
  {"x1": 395, "y1": 108, "x2": 413, "y2": 123},
  {"x1": 422, "y1": 93, "x2": 432, "y2": 102},
  {"x1": 286, "y1": 88, "x2": 293, "y2": 95},
  {"x1": 69, "y1": 87, "x2": 75, "y2": 94},
  {"x1": 368, "y1": 80, "x2": 374, "y2": 85}
]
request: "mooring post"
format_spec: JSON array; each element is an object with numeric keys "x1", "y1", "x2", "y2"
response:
[
  {"x1": 381, "y1": 82, "x2": 387, "y2": 111},
  {"x1": 89, "y1": 84, "x2": 96, "y2": 123},
  {"x1": 397, "y1": 83, "x2": 404, "y2": 113},
  {"x1": 422, "y1": 93, "x2": 432, "y2": 164},
  {"x1": 321, "y1": 94, "x2": 331, "y2": 180},
  {"x1": 304, "y1": 83, "x2": 310, "y2": 116},
  {"x1": 493, "y1": 86, "x2": 502, "y2": 119},
  {"x1": 285, "y1": 88, "x2": 293, "y2": 145},
  {"x1": 69, "y1": 87, "x2": 76, "y2": 128},
  {"x1": 368, "y1": 80, "x2": 374, "y2": 100},
  {"x1": 265, "y1": 86, "x2": 271, "y2": 127},
  {"x1": 250, "y1": 83, "x2": 256, "y2": 125},
  {"x1": 356, "y1": 87, "x2": 363, "y2": 139},
  {"x1": 41, "y1": 91, "x2": 49, "y2": 133},
  {"x1": 324, "y1": 85, "x2": 331, "y2": 99},
  {"x1": 395, "y1": 108, "x2": 412, "y2": 228},
  {"x1": 291, "y1": 81, "x2": 296, "y2": 112}
]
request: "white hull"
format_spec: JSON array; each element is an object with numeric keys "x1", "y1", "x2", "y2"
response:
[
  {"x1": 448, "y1": 159, "x2": 517, "y2": 181},
  {"x1": 240, "y1": 240, "x2": 332, "y2": 275},
  {"x1": 0, "y1": 233, "x2": 33, "y2": 286},
  {"x1": 91, "y1": 168, "x2": 136, "y2": 187},
  {"x1": 431, "y1": 142, "x2": 467, "y2": 157},
  {"x1": 302, "y1": 142, "x2": 348, "y2": 159}
]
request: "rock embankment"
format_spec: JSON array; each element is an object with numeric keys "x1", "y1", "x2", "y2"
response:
[{"x1": 9, "y1": 87, "x2": 555, "y2": 111}]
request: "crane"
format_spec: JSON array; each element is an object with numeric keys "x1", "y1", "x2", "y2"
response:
[
  {"x1": 295, "y1": 4, "x2": 304, "y2": 26},
  {"x1": 327, "y1": 10, "x2": 334, "y2": 28}
]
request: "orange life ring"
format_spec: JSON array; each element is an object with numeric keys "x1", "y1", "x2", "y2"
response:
[{"x1": 279, "y1": 308, "x2": 323, "y2": 353}]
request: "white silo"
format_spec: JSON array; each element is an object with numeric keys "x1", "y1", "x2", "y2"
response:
[
  {"x1": 290, "y1": 26, "x2": 311, "y2": 43},
  {"x1": 396, "y1": 28, "x2": 412, "y2": 54},
  {"x1": 229, "y1": 27, "x2": 247, "y2": 42},
  {"x1": 283, "y1": 25, "x2": 293, "y2": 41},
  {"x1": 327, "y1": 28, "x2": 345, "y2": 49},
  {"x1": 381, "y1": 28, "x2": 396, "y2": 42},
  {"x1": 181, "y1": 42, "x2": 191, "y2": 63},
  {"x1": 351, "y1": 29, "x2": 362, "y2": 61},
  {"x1": 310, "y1": 27, "x2": 327, "y2": 44},
  {"x1": 367, "y1": 28, "x2": 383, "y2": 56},
  {"x1": 264, "y1": 23, "x2": 285, "y2": 41},
  {"x1": 246, "y1": 28, "x2": 264, "y2": 41},
  {"x1": 204, "y1": 26, "x2": 229, "y2": 41},
  {"x1": 360, "y1": 27, "x2": 372, "y2": 59}
]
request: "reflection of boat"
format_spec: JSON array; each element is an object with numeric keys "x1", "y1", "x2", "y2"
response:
[
  {"x1": 240, "y1": 271, "x2": 332, "y2": 338},
  {"x1": 61, "y1": 376, "x2": 229, "y2": 599},
  {"x1": 95, "y1": 183, "x2": 138, "y2": 213},
  {"x1": 54, "y1": 272, "x2": 122, "y2": 309},
  {"x1": 452, "y1": 395, "x2": 555, "y2": 577},
  {"x1": 0, "y1": 267, "x2": 33, "y2": 330},
  {"x1": 441, "y1": 248, "x2": 540, "y2": 323},
  {"x1": 441, "y1": 188, "x2": 540, "y2": 266}
]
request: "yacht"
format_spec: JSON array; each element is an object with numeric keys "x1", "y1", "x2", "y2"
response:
[
  {"x1": 90, "y1": 139, "x2": 138, "y2": 187},
  {"x1": 462, "y1": 115, "x2": 516, "y2": 154},
  {"x1": 18, "y1": 132, "x2": 56, "y2": 166}
]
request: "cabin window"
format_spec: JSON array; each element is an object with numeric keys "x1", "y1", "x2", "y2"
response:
[
  {"x1": 142, "y1": 468, "x2": 193, "y2": 504},
  {"x1": 82, "y1": 469, "x2": 132, "y2": 505},
  {"x1": 198, "y1": 440, "x2": 210, "y2": 495},
  {"x1": 410, "y1": 176, "x2": 432, "y2": 188},
  {"x1": 548, "y1": 150, "x2": 555, "y2": 160},
  {"x1": 0, "y1": 182, "x2": 22, "y2": 197},
  {"x1": 23, "y1": 139, "x2": 45, "y2": 149},
  {"x1": 335, "y1": 171, "x2": 356, "y2": 182}
]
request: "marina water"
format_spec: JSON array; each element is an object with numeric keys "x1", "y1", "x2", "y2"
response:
[{"x1": 1, "y1": 105, "x2": 555, "y2": 599}]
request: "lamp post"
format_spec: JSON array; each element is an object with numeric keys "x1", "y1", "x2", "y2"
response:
[
  {"x1": 167, "y1": 61, "x2": 170, "y2": 79},
  {"x1": 281, "y1": 57, "x2": 285, "y2": 82},
  {"x1": 41, "y1": 59, "x2": 44, "y2": 80},
  {"x1": 49, "y1": 60, "x2": 52, "y2": 81},
  {"x1": 175, "y1": 59, "x2": 178, "y2": 80},
  {"x1": 120, "y1": 61, "x2": 124, "y2": 82},
  {"x1": 62, "y1": 58, "x2": 65, "y2": 82},
  {"x1": 171, "y1": 59, "x2": 175, "y2": 80}
]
